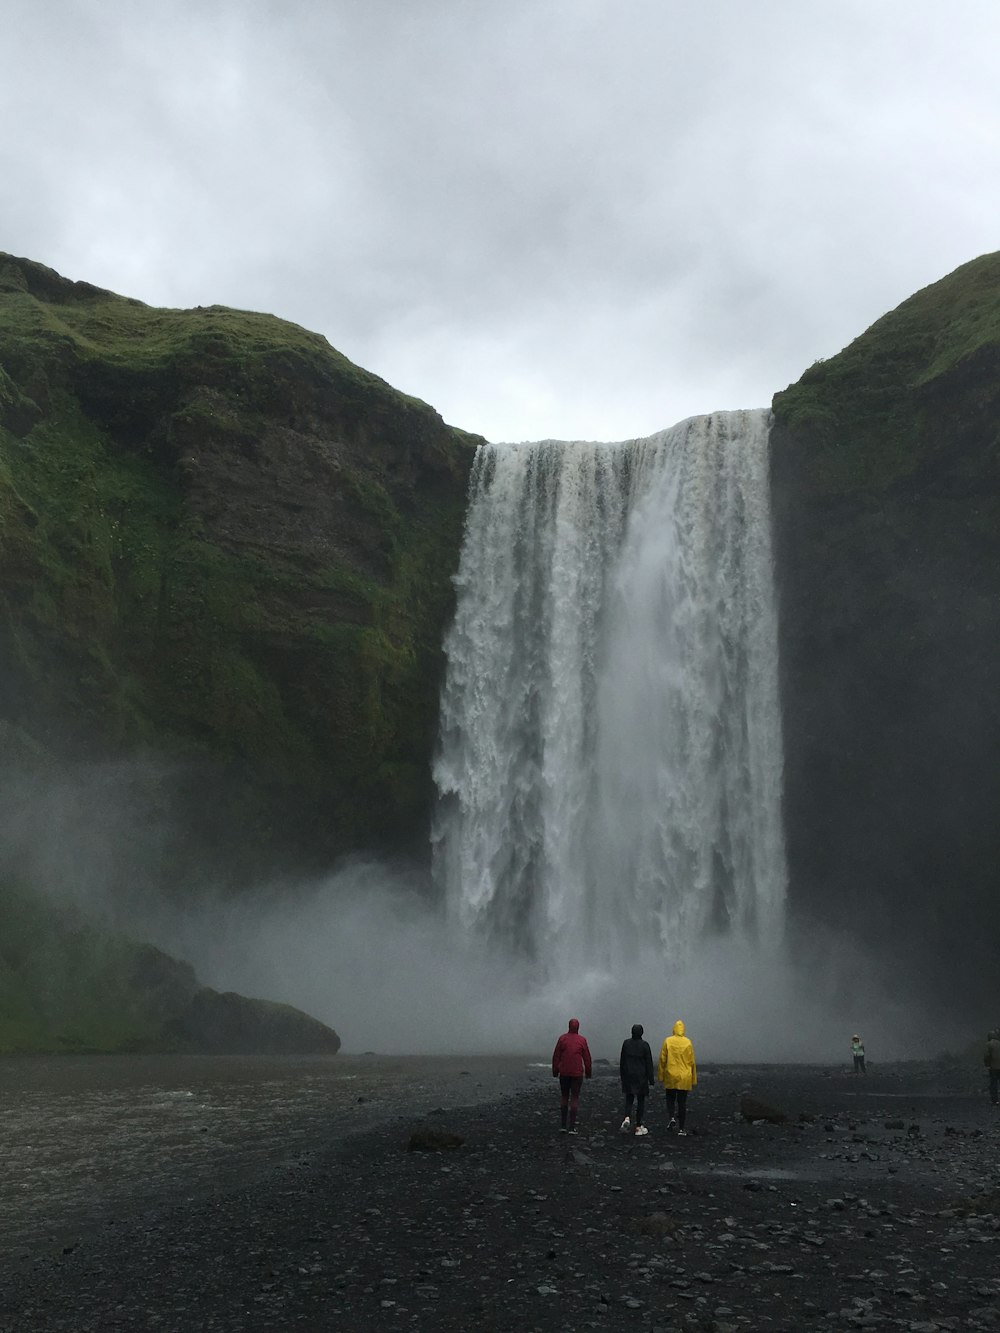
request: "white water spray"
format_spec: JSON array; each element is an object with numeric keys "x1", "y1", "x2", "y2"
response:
[{"x1": 433, "y1": 410, "x2": 786, "y2": 975}]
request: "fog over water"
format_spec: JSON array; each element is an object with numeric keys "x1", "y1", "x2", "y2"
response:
[{"x1": 0, "y1": 416, "x2": 957, "y2": 1061}]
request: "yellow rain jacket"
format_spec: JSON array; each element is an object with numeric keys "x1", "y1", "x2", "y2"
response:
[{"x1": 658, "y1": 1020, "x2": 697, "y2": 1091}]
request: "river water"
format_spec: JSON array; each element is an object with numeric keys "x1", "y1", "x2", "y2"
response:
[{"x1": 0, "y1": 1052, "x2": 542, "y2": 1265}]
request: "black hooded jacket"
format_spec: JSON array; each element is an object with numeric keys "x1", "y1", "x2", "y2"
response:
[{"x1": 619, "y1": 1025, "x2": 655, "y2": 1095}]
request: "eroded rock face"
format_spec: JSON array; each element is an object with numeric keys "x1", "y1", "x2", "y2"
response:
[
  {"x1": 175, "y1": 986, "x2": 341, "y2": 1056},
  {"x1": 131, "y1": 942, "x2": 342, "y2": 1054},
  {"x1": 0, "y1": 889, "x2": 341, "y2": 1055},
  {"x1": 740, "y1": 1096, "x2": 788, "y2": 1124},
  {"x1": 0, "y1": 253, "x2": 480, "y2": 876},
  {"x1": 769, "y1": 252, "x2": 1000, "y2": 1013}
]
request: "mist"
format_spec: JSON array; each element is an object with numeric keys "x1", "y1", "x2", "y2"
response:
[
  {"x1": 148, "y1": 856, "x2": 946, "y2": 1064},
  {"x1": 0, "y1": 754, "x2": 965, "y2": 1062}
]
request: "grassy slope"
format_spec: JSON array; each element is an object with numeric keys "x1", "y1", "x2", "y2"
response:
[
  {"x1": 773, "y1": 250, "x2": 1000, "y2": 495},
  {"x1": 770, "y1": 248, "x2": 1000, "y2": 670},
  {"x1": 0, "y1": 879, "x2": 342, "y2": 1055},
  {"x1": 0, "y1": 882, "x2": 175, "y2": 1053}
]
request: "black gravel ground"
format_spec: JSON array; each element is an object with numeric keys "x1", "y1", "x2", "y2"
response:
[{"x1": 3, "y1": 1061, "x2": 999, "y2": 1332}]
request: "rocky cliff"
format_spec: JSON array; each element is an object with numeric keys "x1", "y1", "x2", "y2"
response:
[
  {"x1": 770, "y1": 253, "x2": 1000, "y2": 1009},
  {"x1": 0, "y1": 254, "x2": 480, "y2": 880}
]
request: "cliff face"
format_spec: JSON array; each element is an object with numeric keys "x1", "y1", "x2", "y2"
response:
[
  {"x1": 770, "y1": 254, "x2": 1000, "y2": 1007},
  {"x1": 0, "y1": 255, "x2": 480, "y2": 876}
]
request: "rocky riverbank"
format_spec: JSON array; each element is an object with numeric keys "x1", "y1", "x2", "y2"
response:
[{"x1": 2, "y1": 1061, "x2": 999, "y2": 1331}]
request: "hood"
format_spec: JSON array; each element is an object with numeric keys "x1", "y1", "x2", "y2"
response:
[
  {"x1": 631, "y1": 1024, "x2": 643, "y2": 1040},
  {"x1": 568, "y1": 1018, "x2": 580, "y2": 1033},
  {"x1": 672, "y1": 1020, "x2": 685, "y2": 1037}
]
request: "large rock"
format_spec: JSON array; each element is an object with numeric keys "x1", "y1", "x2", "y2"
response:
[
  {"x1": 128, "y1": 940, "x2": 342, "y2": 1053},
  {"x1": 172, "y1": 985, "x2": 341, "y2": 1056},
  {"x1": 740, "y1": 1095, "x2": 788, "y2": 1124},
  {"x1": 770, "y1": 252, "x2": 1000, "y2": 1012}
]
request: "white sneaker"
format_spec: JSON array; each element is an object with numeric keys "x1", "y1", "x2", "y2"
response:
[
  {"x1": 677, "y1": 1129, "x2": 687, "y2": 1137},
  {"x1": 621, "y1": 1117, "x2": 631, "y2": 1131},
  {"x1": 634, "y1": 1125, "x2": 649, "y2": 1136}
]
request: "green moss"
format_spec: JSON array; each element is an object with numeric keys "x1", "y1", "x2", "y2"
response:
[
  {"x1": 773, "y1": 251, "x2": 1000, "y2": 496},
  {"x1": 0, "y1": 388, "x2": 187, "y2": 745},
  {"x1": 0, "y1": 883, "x2": 173, "y2": 1053},
  {"x1": 0, "y1": 251, "x2": 478, "y2": 864}
]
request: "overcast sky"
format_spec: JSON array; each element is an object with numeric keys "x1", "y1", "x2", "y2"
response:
[{"x1": 4, "y1": 1, "x2": 1000, "y2": 444}]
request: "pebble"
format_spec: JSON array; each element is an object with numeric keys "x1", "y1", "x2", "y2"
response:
[{"x1": 5, "y1": 1062, "x2": 999, "y2": 1331}]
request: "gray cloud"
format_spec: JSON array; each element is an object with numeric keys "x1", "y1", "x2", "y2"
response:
[{"x1": 4, "y1": 0, "x2": 1000, "y2": 441}]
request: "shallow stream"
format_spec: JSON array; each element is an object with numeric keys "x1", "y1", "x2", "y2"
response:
[{"x1": 0, "y1": 1052, "x2": 540, "y2": 1263}]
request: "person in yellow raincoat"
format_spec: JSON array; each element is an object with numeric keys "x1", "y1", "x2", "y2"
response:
[{"x1": 658, "y1": 1019, "x2": 697, "y2": 1135}]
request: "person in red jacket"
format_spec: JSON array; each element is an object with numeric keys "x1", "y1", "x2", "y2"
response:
[{"x1": 551, "y1": 1017, "x2": 593, "y2": 1134}]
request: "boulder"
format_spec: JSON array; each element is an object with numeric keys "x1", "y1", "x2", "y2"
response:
[
  {"x1": 740, "y1": 1095, "x2": 788, "y2": 1124},
  {"x1": 407, "y1": 1129, "x2": 464, "y2": 1152}
]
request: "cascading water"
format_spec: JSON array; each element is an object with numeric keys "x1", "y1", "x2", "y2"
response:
[{"x1": 432, "y1": 409, "x2": 786, "y2": 978}]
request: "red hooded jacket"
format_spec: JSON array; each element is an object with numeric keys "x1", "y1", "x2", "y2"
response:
[{"x1": 551, "y1": 1019, "x2": 593, "y2": 1079}]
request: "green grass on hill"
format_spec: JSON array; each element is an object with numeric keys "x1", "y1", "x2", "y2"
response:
[
  {"x1": 773, "y1": 250, "x2": 1000, "y2": 495},
  {"x1": 0, "y1": 882, "x2": 179, "y2": 1054}
]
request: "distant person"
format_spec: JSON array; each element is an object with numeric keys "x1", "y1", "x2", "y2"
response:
[
  {"x1": 551, "y1": 1017, "x2": 592, "y2": 1135},
  {"x1": 851, "y1": 1034, "x2": 866, "y2": 1076},
  {"x1": 619, "y1": 1023, "x2": 655, "y2": 1136},
  {"x1": 658, "y1": 1020, "x2": 697, "y2": 1135},
  {"x1": 983, "y1": 1030, "x2": 1000, "y2": 1105}
]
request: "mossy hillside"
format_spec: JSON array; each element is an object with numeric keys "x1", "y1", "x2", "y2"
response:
[
  {"x1": 773, "y1": 251, "x2": 1000, "y2": 496},
  {"x1": 769, "y1": 252, "x2": 1000, "y2": 1015},
  {"x1": 770, "y1": 249, "x2": 1000, "y2": 704},
  {"x1": 0, "y1": 252, "x2": 409, "y2": 425},
  {"x1": 0, "y1": 254, "x2": 479, "y2": 866},
  {"x1": 0, "y1": 881, "x2": 178, "y2": 1052},
  {"x1": 0, "y1": 880, "x2": 342, "y2": 1054}
]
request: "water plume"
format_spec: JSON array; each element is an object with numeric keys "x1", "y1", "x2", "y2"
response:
[{"x1": 433, "y1": 410, "x2": 786, "y2": 971}]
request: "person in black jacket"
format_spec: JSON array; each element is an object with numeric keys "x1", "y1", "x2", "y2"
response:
[
  {"x1": 619, "y1": 1023, "x2": 656, "y2": 1136},
  {"x1": 983, "y1": 1029, "x2": 1000, "y2": 1105}
]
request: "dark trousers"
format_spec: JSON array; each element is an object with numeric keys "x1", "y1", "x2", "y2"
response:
[
  {"x1": 665, "y1": 1088, "x2": 689, "y2": 1128},
  {"x1": 559, "y1": 1075, "x2": 583, "y2": 1128},
  {"x1": 990, "y1": 1069, "x2": 1000, "y2": 1105},
  {"x1": 853, "y1": 1055, "x2": 866, "y2": 1075},
  {"x1": 624, "y1": 1091, "x2": 647, "y2": 1126}
]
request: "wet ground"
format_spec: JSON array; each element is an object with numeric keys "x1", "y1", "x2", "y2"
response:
[
  {"x1": 2, "y1": 1059, "x2": 999, "y2": 1331},
  {"x1": 0, "y1": 1052, "x2": 540, "y2": 1265}
]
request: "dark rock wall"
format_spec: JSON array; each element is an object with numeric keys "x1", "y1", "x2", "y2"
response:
[
  {"x1": 0, "y1": 254, "x2": 480, "y2": 881},
  {"x1": 770, "y1": 254, "x2": 1000, "y2": 1012}
]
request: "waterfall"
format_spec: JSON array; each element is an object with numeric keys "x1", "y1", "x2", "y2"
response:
[{"x1": 432, "y1": 409, "x2": 786, "y2": 976}]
